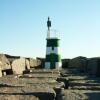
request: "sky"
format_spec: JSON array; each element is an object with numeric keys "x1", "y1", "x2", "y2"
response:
[{"x1": 0, "y1": 0, "x2": 100, "y2": 59}]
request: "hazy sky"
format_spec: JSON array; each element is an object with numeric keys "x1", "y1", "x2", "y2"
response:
[{"x1": 0, "y1": 0, "x2": 100, "y2": 58}]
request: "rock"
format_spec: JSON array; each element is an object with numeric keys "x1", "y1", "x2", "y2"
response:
[
  {"x1": 0, "y1": 54, "x2": 13, "y2": 76},
  {"x1": 87, "y1": 58, "x2": 100, "y2": 77},
  {"x1": 28, "y1": 58, "x2": 41, "y2": 68},
  {"x1": 5, "y1": 54, "x2": 20, "y2": 64},
  {"x1": 54, "y1": 87, "x2": 64, "y2": 100},
  {"x1": 96, "y1": 59, "x2": 100, "y2": 77},
  {"x1": 62, "y1": 59, "x2": 70, "y2": 68},
  {"x1": 0, "y1": 95, "x2": 39, "y2": 100},
  {"x1": 36, "y1": 57, "x2": 45, "y2": 68},
  {"x1": 12, "y1": 57, "x2": 30, "y2": 74},
  {"x1": 87, "y1": 58, "x2": 98, "y2": 75},
  {"x1": 57, "y1": 77, "x2": 69, "y2": 89},
  {"x1": 68, "y1": 56, "x2": 87, "y2": 72},
  {"x1": 0, "y1": 54, "x2": 11, "y2": 70},
  {"x1": 0, "y1": 66, "x2": 2, "y2": 77},
  {"x1": 25, "y1": 59, "x2": 30, "y2": 69}
]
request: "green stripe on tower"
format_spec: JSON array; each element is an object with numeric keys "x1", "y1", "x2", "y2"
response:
[
  {"x1": 47, "y1": 38, "x2": 59, "y2": 47},
  {"x1": 45, "y1": 54, "x2": 61, "y2": 62}
]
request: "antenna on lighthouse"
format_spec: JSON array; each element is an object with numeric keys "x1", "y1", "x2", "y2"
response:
[
  {"x1": 47, "y1": 17, "x2": 51, "y2": 31},
  {"x1": 47, "y1": 17, "x2": 51, "y2": 38}
]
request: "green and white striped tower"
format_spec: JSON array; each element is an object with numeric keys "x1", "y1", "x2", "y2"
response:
[{"x1": 45, "y1": 17, "x2": 62, "y2": 69}]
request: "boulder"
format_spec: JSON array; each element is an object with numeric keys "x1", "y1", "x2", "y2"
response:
[
  {"x1": 5, "y1": 54, "x2": 20, "y2": 64},
  {"x1": 0, "y1": 54, "x2": 11, "y2": 70},
  {"x1": 36, "y1": 57, "x2": 45, "y2": 68},
  {"x1": 29, "y1": 58, "x2": 41, "y2": 68},
  {"x1": 12, "y1": 57, "x2": 30, "y2": 74}
]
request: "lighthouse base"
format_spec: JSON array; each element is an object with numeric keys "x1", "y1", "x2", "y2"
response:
[{"x1": 45, "y1": 62, "x2": 62, "y2": 69}]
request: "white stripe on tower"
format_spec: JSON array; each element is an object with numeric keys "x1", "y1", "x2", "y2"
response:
[
  {"x1": 55, "y1": 62, "x2": 62, "y2": 69},
  {"x1": 46, "y1": 47, "x2": 61, "y2": 55},
  {"x1": 45, "y1": 62, "x2": 50, "y2": 69}
]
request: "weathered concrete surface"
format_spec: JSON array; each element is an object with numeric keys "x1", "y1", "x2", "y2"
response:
[
  {"x1": 61, "y1": 69, "x2": 100, "y2": 100},
  {"x1": 63, "y1": 90, "x2": 100, "y2": 100},
  {"x1": 0, "y1": 68, "x2": 100, "y2": 100},
  {"x1": 0, "y1": 84, "x2": 55, "y2": 100},
  {"x1": 0, "y1": 95, "x2": 39, "y2": 100},
  {"x1": 0, "y1": 69, "x2": 62, "y2": 100}
]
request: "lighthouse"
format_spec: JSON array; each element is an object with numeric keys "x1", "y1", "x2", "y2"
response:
[{"x1": 45, "y1": 17, "x2": 62, "y2": 69}]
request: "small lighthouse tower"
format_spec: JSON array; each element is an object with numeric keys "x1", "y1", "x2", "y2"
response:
[{"x1": 45, "y1": 17, "x2": 62, "y2": 69}]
